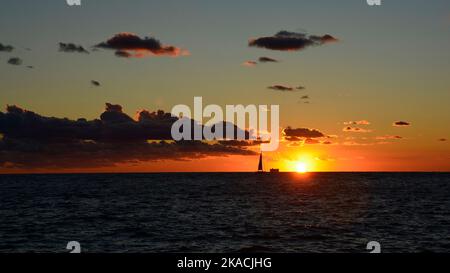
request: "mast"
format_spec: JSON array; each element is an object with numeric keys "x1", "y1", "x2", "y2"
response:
[{"x1": 258, "y1": 152, "x2": 263, "y2": 172}]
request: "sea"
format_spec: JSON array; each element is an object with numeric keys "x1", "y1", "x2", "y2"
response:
[{"x1": 0, "y1": 172, "x2": 449, "y2": 253}]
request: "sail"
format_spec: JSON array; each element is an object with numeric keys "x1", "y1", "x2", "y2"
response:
[{"x1": 258, "y1": 152, "x2": 263, "y2": 172}]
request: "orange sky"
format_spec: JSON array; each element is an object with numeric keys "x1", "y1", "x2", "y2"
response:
[{"x1": 1, "y1": 1, "x2": 450, "y2": 173}]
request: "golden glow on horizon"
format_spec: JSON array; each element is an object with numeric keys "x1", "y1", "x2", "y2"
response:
[
  {"x1": 295, "y1": 162, "x2": 308, "y2": 173},
  {"x1": 284, "y1": 154, "x2": 315, "y2": 173}
]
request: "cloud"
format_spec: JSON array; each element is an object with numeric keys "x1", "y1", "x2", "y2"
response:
[
  {"x1": 59, "y1": 42, "x2": 89, "y2": 54},
  {"x1": 95, "y1": 32, "x2": 188, "y2": 58},
  {"x1": 0, "y1": 104, "x2": 256, "y2": 170},
  {"x1": 284, "y1": 127, "x2": 325, "y2": 140},
  {"x1": 7, "y1": 57, "x2": 22, "y2": 65},
  {"x1": 438, "y1": 138, "x2": 447, "y2": 142},
  {"x1": 343, "y1": 127, "x2": 372, "y2": 133},
  {"x1": 268, "y1": 85, "x2": 294, "y2": 92},
  {"x1": 218, "y1": 140, "x2": 268, "y2": 147},
  {"x1": 91, "y1": 80, "x2": 101, "y2": 87},
  {"x1": 341, "y1": 141, "x2": 372, "y2": 146},
  {"x1": 249, "y1": 31, "x2": 338, "y2": 51},
  {"x1": 304, "y1": 138, "x2": 320, "y2": 145},
  {"x1": 0, "y1": 139, "x2": 255, "y2": 170},
  {"x1": 242, "y1": 60, "x2": 257, "y2": 67},
  {"x1": 344, "y1": 120, "x2": 371, "y2": 125},
  {"x1": 115, "y1": 50, "x2": 132, "y2": 58},
  {"x1": 0, "y1": 43, "x2": 14, "y2": 52},
  {"x1": 267, "y1": 85, "x2": 305, "y2": 92},
  {"x1": 315, "y1": 156, "x2": 336, "y2": 161},
  {"x1": 300, "y1": 95, "x2": 310, "y2": 100},
  {"x1": 393, "y1": 121, "x2": 411, "y2": 127},
  {"x1": 375, "y1": 135, "x2": 403, "y2": 140},
  {"x1": 258, "y1": 56, "x2": 279, "y2": 63}
]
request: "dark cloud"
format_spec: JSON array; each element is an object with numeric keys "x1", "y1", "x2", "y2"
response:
[
  {"x1": 258, "y1": 56, "x2": 279, "y2": 63},
  {"x1": 393, "y1": 121, "x2": 411, "y2": 127},
  {"x1": 249, "y1": 31, "x2": 338, "y2": 51},
  {"x1": 0, "y1": 139, "x2": 254, "y2": 170},
  {"x1": 300, "y1": 95, "x2": 310, "y2": 100},
  {"x1": 284, "y1": 127, "x2": 325, "y2": 140},
  {"x1": 218, "y1": 140, "x2": 268, "y2": 147},
  {"x1": 438, "y1": 138, "x2": 447, "y2": 142},
  {"x1": 268, "y1": 85, "x2": 305, "y2": 92},
  {"x1": 115, "y1": 50, "x2": 132, "y2": 58},
  {"x1": 7, "y1": 57, "x2": 22, "y2": 65},
  {"x1": 0, "y1": 43, "x2": 14, "y2": 52},
  {"x1": 268, "y1": 85, "x2": 295, "y2": 92},
  {"x1": 59, "y1": 43, "x2": 89, "y2": 54},
  {"x1": 91, "y1": 80, "x2": 101, "y2": 87},
  {"x1": 95, "y1": 32, "x2": 188, "y2": 58},
  {"x1": 0, "y1": 104, "x2": 255, "y2": 169}
]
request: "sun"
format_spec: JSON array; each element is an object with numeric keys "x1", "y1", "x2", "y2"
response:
[{"x1": 295, "y1": 162, "x2": 308, "y2": 173}]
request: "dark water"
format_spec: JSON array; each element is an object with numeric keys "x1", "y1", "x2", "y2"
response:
[{"x1": 0, "y1": 173, "x2": 449, "y2": 253}]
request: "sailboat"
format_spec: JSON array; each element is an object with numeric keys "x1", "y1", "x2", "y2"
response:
[
  {"x1": 257, "y1": 152, "x2": 280, "y2": 173},
  {"x1": 257, "y1": 152, "x2": 264, "y2": 172}
]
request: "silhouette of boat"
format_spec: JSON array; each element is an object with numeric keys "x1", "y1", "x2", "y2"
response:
[
  {"x1": 257, "y1": 152, "x2": 280, "y2": 173},
  {"x1": 257, "y1": 152, "x2": 264, "y2": 172}
]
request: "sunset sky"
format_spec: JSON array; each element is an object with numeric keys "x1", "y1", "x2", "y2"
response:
[{"x1": 1, "y1": 0, "x2": 450, "y2": 173}]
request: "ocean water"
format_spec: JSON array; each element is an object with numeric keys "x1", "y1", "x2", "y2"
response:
[{"x1": 0, "y1": 173, "x2": 449, "y2": 253}]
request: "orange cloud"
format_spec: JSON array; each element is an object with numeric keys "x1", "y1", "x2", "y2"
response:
[
  {"x1": 344, "y1": 120, "x2": 371, "y2": 125},
  {"x1": 343, "y1": 127, "x2": 372, "y2": 133},
  {"x1": 242, "y1": 60, "x2": 257, "y2": 67}
]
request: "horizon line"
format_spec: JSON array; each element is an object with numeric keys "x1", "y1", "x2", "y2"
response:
[{"x1": 1, "y1": 171, "x2": 450, "y2": 176}]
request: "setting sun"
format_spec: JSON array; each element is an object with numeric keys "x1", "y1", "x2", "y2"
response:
[{"x1": 295, "y1": 162, "x2": 308, "y2": 173}]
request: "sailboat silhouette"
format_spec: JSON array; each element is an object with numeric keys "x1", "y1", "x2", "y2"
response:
[
  {"x1": 257, "y1": 152, "x2": 279, "y2": 173},
  {"x1": 258, "y1": 152, "x2": 264, "y2": 172}
]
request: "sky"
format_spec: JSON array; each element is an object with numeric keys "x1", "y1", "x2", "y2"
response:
[{"x1": 1, "y1": 0, "x2": 450, "y2": 173}]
